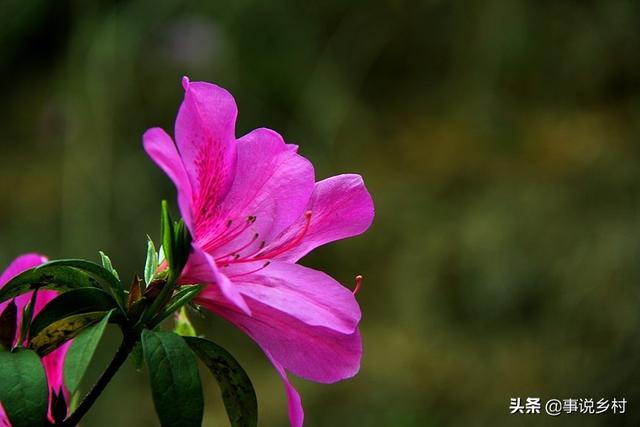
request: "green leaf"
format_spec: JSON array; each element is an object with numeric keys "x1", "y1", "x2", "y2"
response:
[
  {"x1": 142, "y1": 330, "x2": 203, "y2": 427},
  {"x1": 0, "y1": 259, "x2": 126, "y2": 314},
  {"x1": 45, "y1": 259, "x2": 126, "y2": 311},
  {"x1": 99, "y1": 251, "x2": 120, "y2": 281},
  {"x1": 0, "y1": 300, "x2": 17, "y2": 350},
  {"x1": 69, "y1": 390, "x2": 81, "y2": 413},
  {"x1": 19, "y1": 289, "x2": 42, "y2": 344},
  {"x1": 185, "y1": 337, "x2": 258, "y2": 427},
  {"x1": 29, "y1": 288, "x2": 117, "y2": 339},
  {"x1": 161, "y1": 200, "x2": 175, "y2": 272},
  {"x1": 64, "y1": 310, "x2": 112, "y2": 394},
  {"x1": 144, "y1": 237, "x2": 159, "y2": 286},
  {"x1": 0, "y1": 349, "x2": 48, "y2": 426},
  {"x1": 174, "y1": 307, "x2": 196, "y2": 337},
  {"x1": 29, "y1": 311, "x2": 108, "y2": 356},
  {"x1": 0, "y1": 264, "x2": 100, "y2": 304}
]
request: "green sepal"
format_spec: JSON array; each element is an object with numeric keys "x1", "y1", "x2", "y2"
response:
[
  {"x1": 0, "y1": 348, "x2": 48, "y2": 427},
  {"x1": 142, "y1": 329, "x2": 204, "y2": 427},
  {"x1": 161, "y1": 200, "x2": 175, "y2": 273},
  {"x1": 173, "y1": 219, "x2": 192, "y2": 274},
  {"x1": 174, "y1": 306, "x2": 197, "y2": 337},
  {"x1": 64, "y1": 310, "x2": 113, "y2": 393},
  {"x1": 185, "y1": 336, "x2": 258, "y2": 427},
  {"x1": 152, "y1": 285, "x2": 203, "y2": 326},
  {"x1": 144, "y1": 237, "x2": 158, "y2": 286}
]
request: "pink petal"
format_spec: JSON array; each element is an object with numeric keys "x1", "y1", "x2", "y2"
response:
[
  {"x1": 0, "y1": 403, "x2": 8, "y2": 426},
  {"x1": 211, "y1": 300, "x2": 362, "y2": 383},
  {"x1": 43, "y1": 341, "x2": 72, "y2": 414},
  {"x1": 0, "y1": 253, "x2": 47, "y2": 286},
  {"x1": 37, "y1": 288, "x2": 69, "y2": 392},
  {"x1": 264, "y1": 352, "x2": 304, "y2": 427},
  {"x1": 176, "y1": 78, "x2": 238, "y2": 235},
  {"x1": 198, "y1": 286, "x2": 362, "y2": 383},
  {"x1": 200, "y1": 128, "x2": 314, "y2": 257},
  {"x1": 180, "y1": 245, "x2": 251, "y2": 315},
  {"x1": 268, "y1": 174, "x2": 374, "y2": 262},
  {"x1": 143, "y1": 127, "x2": 194, "y2": 230},
  {"x1": 0, "y1": 254, "x2": 49, "y2": 346},
  {"x1": 222, "y1": 261, "x2": 359, "y2": 334},
  {"x1": 0, "y1": 255, "x2": 70, "y2": 420}
]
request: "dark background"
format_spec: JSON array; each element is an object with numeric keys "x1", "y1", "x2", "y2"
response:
[{"x1": 1, "y1": 1, "x2": 640, "y2": 425}]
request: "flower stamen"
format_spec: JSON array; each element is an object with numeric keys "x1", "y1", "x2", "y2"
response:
[
  {"x1": 353, "y1": 275, "x2": 363, "y2": 296},
  {"x1": 205, "y1": 215, "x2": 257, "y2": 251},
  {"x1": 228, "y1": 261, "x2": 271, "y2": 278},
  {"x1": 244, "y1": 210, "x2": 313, "y2": 261},
  {"x1": 215, "y1": 232, "x2": 260, "y2": 263}
]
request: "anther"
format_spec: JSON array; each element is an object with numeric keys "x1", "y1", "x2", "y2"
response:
[{"x1": 353, "y1": 275, "x2": 363, "y2": 296}]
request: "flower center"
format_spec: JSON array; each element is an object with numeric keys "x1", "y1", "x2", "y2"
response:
[{"x1": 213, "y1": 210, "x2": 313, "y2": 268}]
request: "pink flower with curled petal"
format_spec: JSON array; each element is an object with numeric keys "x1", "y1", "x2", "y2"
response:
[
  {"x1": 0, "y1": 254, "x2": 71, "y2": 426},
  {"x1": 144, "y1": 77, "x2": 374, "y2": 426}
]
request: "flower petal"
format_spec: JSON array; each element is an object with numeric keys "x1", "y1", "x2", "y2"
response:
[
  {"x1": 31, "y1": 289, "x2": 69, "y2": 400},
  {"x1": 197, "y1": 292, "x2": 362, "y2": 383},
  {"x1": 42, "y1": 341, "x2": 72, "y2": 412},
  {"x1": 0, "y1": 404, "x2": 8, "y2": 426},
  {"x1": 180, "y1": 245, "x2": 251, "y2": 315},
  {"x1": 0, "y1": 254, "x2": 50, "y2": 345},
  {"x1": 223, "y1": 261, "x2": 359, "y2": 334},
  {"x1": 143, "y1": 127, "x2": 194, "y2": 230},
  {"x1": 0, "y1": 254, "x2": 69, "y2": 416},
  {"x1": 0, "y1": 253, "x2": 47, "y2": 286},
  {"x1": 264, "y1": 352, "x2": 304, "y2": 427},
  {"x1": 176, "y1": 78, "x2": 238, "y2": 236},
  {"x1": 200, "y1": 128, "x2": 314, "y2": 257},
  {"x1": 268, "y1": 174, "x2": 374, "y2": 262}
]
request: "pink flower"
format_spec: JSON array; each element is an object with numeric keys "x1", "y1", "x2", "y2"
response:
[
  {"x1": 0, "y1": 254, "x2": 71, "y2": 426},
  {"x1": 144, "y1": 77, "x2": 374, "y2": 426}
]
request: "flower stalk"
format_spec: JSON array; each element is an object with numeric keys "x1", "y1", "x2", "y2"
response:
[{"x1": 60, "y1": 332, "x2": 137, "y2": 427}]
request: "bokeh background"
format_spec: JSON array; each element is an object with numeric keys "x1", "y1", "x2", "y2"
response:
[{"x1": 2, "y1": 1, "x2": 640, "y2": 426}]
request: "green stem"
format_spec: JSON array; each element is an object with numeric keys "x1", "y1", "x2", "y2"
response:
[{"x1": 60, "y1": 333, "x2": 136, "y2": 426}]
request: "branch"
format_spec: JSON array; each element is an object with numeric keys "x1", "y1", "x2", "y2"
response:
[{"x1": 60, "y1": 333, "x2": 136, "y2": 426}]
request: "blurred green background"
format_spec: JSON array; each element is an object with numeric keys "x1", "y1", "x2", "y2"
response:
[{"x1": 2, "y1": 0, "x2": 640, "y2": 426}]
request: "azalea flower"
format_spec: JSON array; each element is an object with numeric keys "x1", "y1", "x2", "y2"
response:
[
  {"x1": 144, "y1": 77, "x2": 374, "y2": 426},
  {"x1": 0, "y1": 254, "x2": 71, "y2": 426}
]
